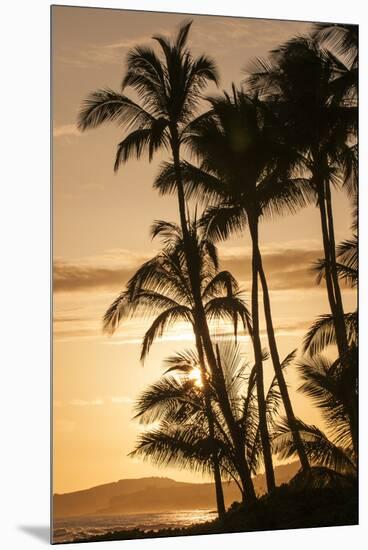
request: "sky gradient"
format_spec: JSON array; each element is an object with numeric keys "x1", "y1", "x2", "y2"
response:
[{"x1": 52, "y1": 5, "x2": 356, "y2": 494}]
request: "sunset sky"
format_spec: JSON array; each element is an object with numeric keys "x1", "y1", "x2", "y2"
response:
[{"x1": 52, "y1": 5, "x2": 356, "y2": 494}]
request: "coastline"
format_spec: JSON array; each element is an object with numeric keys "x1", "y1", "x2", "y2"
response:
[{"x1": 53, "y1": 480, "x2": 358, "y2": 544}]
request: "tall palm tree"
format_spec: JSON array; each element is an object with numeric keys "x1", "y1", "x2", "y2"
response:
[
  {"x1": 104, "y1": 220, "x2": 257, "y2": 503},
  {"x1": 247, "y1": 36, "x2": 357, "y2": 371},
  {"x1": 303, "y1": 228, "x2": 358, "y2": 454},
  {"x1": 154, "y1": 88, "x2": 311, "y2": 488},
  {"x1": 78, "y1": 20, "x2": 218, "y2": 248},
  {"x1": 305, "y1": 233, "x2": 357, "y2": 356},
  {"x1": 77, "y1": 22, "x2": 255, "y2": 499},
  {"x1": 131, "y1": 344, "x2": 297, "y2": 500}
]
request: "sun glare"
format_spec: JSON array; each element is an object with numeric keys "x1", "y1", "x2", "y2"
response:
[{"x1": 189, "y1": 367, "x2": 203, "y2": 388}]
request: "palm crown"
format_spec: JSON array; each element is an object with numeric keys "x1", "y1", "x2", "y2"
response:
[
  {"x1": 155, "y1": 87, "x2": 312, "y2": 239},
  {"x1": 104, "y1": 220, "x2": 251, "y2": 362},
  {"x1": 78, "y1": 21, "x2": 219, "y2": 172}
]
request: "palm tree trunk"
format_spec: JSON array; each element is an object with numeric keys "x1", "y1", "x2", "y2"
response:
[
  {"x1": 324, "y1": 179, "x2": 349, "y2": 353},
  {"x1": 255, "y1": 243, "x2": 310, "y2": 471},
  {"x1": 197, "y1": 315, "x2": 256, "y2": 504},
  {"x1": 195, "y1": 332, "x2": 226, "y2": 519},
  {"x1": 171, "y1": 132, "x2": 256, "y2": 504},
  {"x1": 214, "y1": 345, "x2": 257, "y2": 504},
  {"x1": 248, "y1": 215, "x2": 276, "y2": 493},
  {"x1": 323, "y1": 180, "x2": 357, "y2": 454},
  {"x1": 206, "y1": 397, "x2": 226, "y2": 519},
  {"x1": 317, "y1": 181, "x2": 357, "y2": 455},
  {"x1": 317, "y1": 182, "x2": 347, "y2": 359}
]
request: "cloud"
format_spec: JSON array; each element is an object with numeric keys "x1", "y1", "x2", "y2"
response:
[
  {"x1": 220, "y1": 244, "x2": 325, "y2": 291},
  {"x1": 54, "y1": 262, "x2": 131, "y2": 292},
  {"x1": 53, "y1": 123, "x2": 80, "y2": 138},
  {"x1": 56, "y1": 29, "x2": 169, "y2": 68},
  {"x1": 54, "y1": 243, "x2": 325, "y2": 294},
  {"x1": 70, "y1": 398, "x2": 104, "y2": 407},
  {"x1": 54, "y1": 396, "x2": 134, "y2": 407},
  {"x1": 54, "y1": 249, "x2": 154, "y2": 293},
  {"x1": 110, "y1": 396, "x2": 134, "y2": 404}
]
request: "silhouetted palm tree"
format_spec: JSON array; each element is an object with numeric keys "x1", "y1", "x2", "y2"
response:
[
  {"x1": 247, "y1": 36, "x2": 357, "y2": 371},
  {"x1": 154, "y1": 88, "x2": 311, "y2": 487},
  {"x1": 78, "y1": 20, "x2": 218, "y2": 242},
  {"x1": 131, "y1": 344, "x2": 296, "y2": 500},
  {"x1": 303, "y1": 227, "x2": 357, "y2": 453},
  {"x1": 77, "y1": 23, "x2": 257, "y2": 499},
  {"x1": 104, "y1": 220, "x2": 257, "y2": 503},
  {"x1": 273, "y1": 350, "x2": 357, "y2": 477}
]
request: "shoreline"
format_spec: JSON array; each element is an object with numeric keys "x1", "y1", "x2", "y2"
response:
[{"x1": 53, "y1": 479, "x2": 358, "y2": 544}]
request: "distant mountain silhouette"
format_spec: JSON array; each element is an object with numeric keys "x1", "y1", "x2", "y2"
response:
[{"x1": 53, "y1": 462, "x2": 300, "y2": 518}]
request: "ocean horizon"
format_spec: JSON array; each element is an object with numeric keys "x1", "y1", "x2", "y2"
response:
[{"x1": 53, "y1": 510, "x2": 217, "y2": 543}]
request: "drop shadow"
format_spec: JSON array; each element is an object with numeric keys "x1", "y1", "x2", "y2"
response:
[{"x1": 18, "y1": 525, "x2": 50, "y2": 544}]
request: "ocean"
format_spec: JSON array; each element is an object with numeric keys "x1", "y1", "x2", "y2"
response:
[{"x1": 53, "y1": 510, "x2": 216, "y2": 543}]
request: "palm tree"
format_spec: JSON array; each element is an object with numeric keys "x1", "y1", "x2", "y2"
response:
[
  {"x1": 273, "y1": 351, "x2": 357, "y2": 479},
  {"x1": 305, "y1": 233, "x2": 357, "y2": 356},
  {"x1": 104, "y1": 220, "x2": 257, "y2": 504},
  {"x1": 131, "y1": 344, "x2": 297, "y2": 501},
  {"x1": 247, "y1": 36, "x2": 357, "y2": 371},
  {"x1": 303, "y1": 228, "x2": 358, "y2": 454},
  {"x1": 77, "y1": 22, "x2": 254, "y2": 498},
  {"x1": 154, "y1": 88, "x2": 311, "y2": 488},
  {"x1": 78, "y1": 20, "x2": 218, "y2": 248},
  {"x1": 76, "y1": 20, "x2": 221, "y2": 347},
  {"x1": 276, "y1": 197, "x2": 358, "y2": 463}
]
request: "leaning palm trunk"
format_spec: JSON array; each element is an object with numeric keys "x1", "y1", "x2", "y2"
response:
[
  {"x1": 248, "y1": 216, "x2": 276, "y2": 492},
  {"x1": 214, "y1": 346, "x2": 257, "y2": 502},
  {"x1": 195, "y1": 273, "x2": 256, "y2": 503},
  {"x1": 316, "y1": 177, "x2": 349, "y2": 360},
  {"x1": 255, "y1": 243, "x2": 310, "y2": 471},
  {"x1": 324, "y1": 179, "x2": 349, "y2": 355},
  {"x1": 194, "y1": 331, "x2": 226, "y2": 518},
  {"x1": 172, "y1": 139, "x2": 257, "y2": 504}
]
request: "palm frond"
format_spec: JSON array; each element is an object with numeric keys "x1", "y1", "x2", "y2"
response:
[
  {"x1": 175, "y1": 20, "x2": 193, "y2": 51},
  {"x1": 273, "y1": 418, "x2": 356, "y2": 475},
  {"x1": 200, "y1": 204, "x2": 246, "y2": 242},
  {"x1": 114, "y1": 129, "x2": 152, "y2": 171},
  {"x1": 141, "y1": 305, "x2": 193, "y2": 362},
  {"x1": 312, "y1": 23, "x2": 358, "y2": 67},
  {"x1": 303, "y1": 311, "x2": 357, "y2": 355},
  {"x1": 337, "y1": 235, "x2": 357, "y2": 271},
  {"x1": 297, "y1": 355, "x2": 353, "y2": 448},
  {"x1": 103, "y1": 290, "x2": 130, "y2": 334},
  {"x1": 204, "y1": 295, "x2": 251, "y2": 338},
  {"x1": 133, "y1": 375, "x2": 201, "y2": 424},
  {"x1": 202, "y1": 270, "x2": 239, "y2": 300},
  {"x1": 78, "y1": 89, "x2": 154, "y2": 131},
  {"x1": 129, "y1": 420, "x2": 214, "y2": 475}
]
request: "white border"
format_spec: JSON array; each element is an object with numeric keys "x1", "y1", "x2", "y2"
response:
[{"x1": 1, "y1": 1, "x2": 366, "y2": 549}]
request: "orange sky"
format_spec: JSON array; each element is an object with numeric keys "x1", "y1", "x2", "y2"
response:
[{"x1": 52, "y1": 5, "x2": 356, "y2": 494}]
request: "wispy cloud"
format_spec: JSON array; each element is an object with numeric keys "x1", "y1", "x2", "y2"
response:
[
  {"x1": 53, "y1": 123, "x2": 80, "y2": 138},
  {"x1": 70, "y1": 398, "x2": 104, "y2": 407},
  {"x1": 110, "y1": 396, "x2": 134, "y2": 404},
  {"x1": 54, "y1": 242, "x2": 325, "y2": 294},
  {"x1": 54, "y1": 396, "x2": 134, "y2": 407},
  {"x1": 54, "y1": 248, "x2": 153, "y2": 292},
  {"x1": 53, "y1": 241, "x2": 355, "y2": 343},
  {"x1": 56, "y1": 29, "x2": 169, "y2": 68}
]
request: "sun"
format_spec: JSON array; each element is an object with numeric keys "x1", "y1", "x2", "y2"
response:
[{"x1": 188, "y1": 367, "x2": 203, "y2": 388}]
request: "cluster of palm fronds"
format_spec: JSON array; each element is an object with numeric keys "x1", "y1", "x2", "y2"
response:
[{"x1": 78, "y1": 20, "x2": 357, "y2": 517}]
